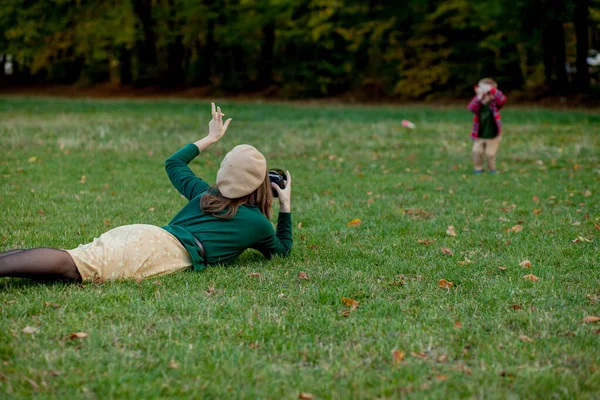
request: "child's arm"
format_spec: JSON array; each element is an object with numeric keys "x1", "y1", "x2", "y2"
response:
[
  {"x1": 467, "y1": 95, "x2": 482, "y2": 114},
  {"x1": 490, "y1": 88, "x2": 507, "y2": 109}
]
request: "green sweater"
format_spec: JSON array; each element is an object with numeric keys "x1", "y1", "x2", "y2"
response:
[
  {"x1": 161, "y1": 144, "x2": 293, "y2": 271},
  {"x1": 478, "y1": 104, "x2": 498, "y2": 139}
]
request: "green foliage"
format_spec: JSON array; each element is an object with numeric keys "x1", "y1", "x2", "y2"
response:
[{"x1": 1, "y1": 0, "x2": 599, "y2": 96}]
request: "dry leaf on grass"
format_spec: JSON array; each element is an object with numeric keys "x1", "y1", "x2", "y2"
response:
[
  {"x1": 446, "y1": 225, "x2": 457, "y2": 236},
  {"x1": 298, "y1": 271, "x2": 310, "y2": 280},
  {"x1": 510, "y1": 224, "x2": 523, "y2": 233},
  {"x1": 437, "y1": 354, "x2": 448, "y2": 363},
  {"x1": 571, "y1": 236, "x2": 592, "y2": 244},
  {"x1": 247, "y1": 272, "x2": 262, "y2": 278},
  {"x1": 342, "y1": 297, "x2": 359, "y2": 309},
  {"x1": 439, "y1": 279, "x2": 454, "y2": 289},
  {"x1": 69, "y1": 332, "x2": 89, "y2": 339},
  {"x1": 519, "y1": 260, "x2": 532, "y2": 268},
  {"x1": 509, "y1": 304, "x2": 523, "y2": 310},
  {"x1": 584, "y1": 190, "x2": 592, "y2": 197},
  {"x1": 417, "y1": 239, "x2": 436, "y2": 245},
  {"x1": 22, "y1": 326, "x2": 38, "y2": 334},
  {"x1": 522, "y1": 274, "x2": 539, "y2": 282},
  {"x1": 533, "y1": 209, "x2": 542, "y2": 215},
  {"x1": 595, "y1": 222, "x2": 600, "y2": 231},
  {"x1": 347, "y1": 218, "x2": 362, "y2": 227},
  {"x1": 441, "y1": 247, "x2": 454, "y2": 256},
  {"x1": 169, "y1": 359, "x2": 180, "y2": 369},
  {"x1": 454, "y1": 320, "x2": 462, "y2": 329},
  {"x1": 518, "y1": 335, "x2": 534, "y2": 343},
  {"x1": 299, "y1": 393, "x2": 315, "y2": 400},
  {"x1": 532, "y1": 196, "x2": 540, "y2": 203},
  {"x1": 435, "y1": 375, "x2": 449, "y2": 381},
  {"x1": 498, "y1": 267, "x2": 507, "y2": 271},
  {"x1": 582, "y1": 316, "x2": 600, "y2": 323},
  {"x1": 410, "y1": 351, "x2": 427, "y2": 359},
  {"x1": 392, "y1": 349, "x2": 405, "y2": 364}
]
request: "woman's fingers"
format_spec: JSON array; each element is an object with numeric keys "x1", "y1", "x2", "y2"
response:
[
  {"x1": 271, "y1": 182, "x2": 282, "y2": 195},
  {"x1": 285, "y1": 171, "x2": 292, "y2": 189},
  {"x1": 211, "y1": 102, "x2": 216, "y2": 117},
  {"x1": 223, "y1": 118, "x2": 232, "y2": 131}
]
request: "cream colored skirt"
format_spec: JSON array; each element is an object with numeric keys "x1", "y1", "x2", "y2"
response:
[{"x1": 66, "y1": 224, "x2": 192, "y2": 282}]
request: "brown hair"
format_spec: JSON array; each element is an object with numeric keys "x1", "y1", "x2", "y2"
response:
[
  {"x1": 200, "y1": 173, "x2": 273, "y2": 220},
  {"x1": 479, "y1": 78, "x2": 498, "y2": 88}
]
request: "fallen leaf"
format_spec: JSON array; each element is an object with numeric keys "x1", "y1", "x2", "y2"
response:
[
  {"x1": 509, "y1": 304, "x2": 523, "y2": 310},
  {"x1": 441, "y1": 247, "x2": 454, "y2": 256},
  {"x1": 522, "y1": 274, "x2": 539, "y2": 282},
  {"x1": 38, "y1": 209, "x2": 45, "y2": 216},
  {"x1": 298, "y1": 222, "x2": 303, "y2": 229},
  {"x1": 518, "y1": 335, "x2": 534, "y2": 343},
  {"x1": 572, "y1": 236, "x2": 591, "y2": 244},
  {"x1": 437, "y1": 354, "x2": 448, "y2": 363},
  {"x1": 79, "y1": 175, "x2": 86, "y2": 184},
  {"x1": 595, "y1": 222, "x2": 600, "y2": 231},
  {"x1": 454, "y1": 320, "x2": 462, "y2": 329},
  {"x1": 439, "y1": 279, "x2": 454, "y2": 289},
  {"x1": 584, "y1": 190, "x2": 592, "y2": 197},
  {"x1": 342, "y1": 297, "x2": 359, "y2": 310},
  {"x1": 499, "y1": 216, "x2": 509, "y2": 222},
  {"x1": 44, "y1": 301, "x2": 60, "y2": 308},
  {"x1": 204, "y1": 286, "x2": 217, "y2": 296},
  {"x1": 347, "y1": 218, "x2": 362, "y2": 227},
  {"x1": 532, "y1": 196, "x2": 540, "y2": 203},
  {"x1": 152, "y1": 280, "x2": 162, "y2": 285},
  {"x1": 299, "y1": 393, "x2": 314, "y2": 400},
  {"x1": 533, "y1": 209, "x2": 542, "y2": 215},
  {"x1": 148, "y1": 207, "x2": 155, "y2": 212},
  {"x1": 587, "y1": 294, "x2": 599, "y2": 304},
  {"x1": 410, "y1": 351, "x2": 427, "y2": 359},
  {"x1": 435, "y1": 374, "x2": 448, "y2": 381},
  {"x1": 22, "y1": 326, "x2": 38, "y2": 334},
  {"x1": 249, "y1": 342, "x2": 260, "y2": 349},
  {"x1": 69, "y1": 332, "x2": 89, "y2": 339},
  {"x1": 498, "y1": 267, "x2": 507, "y2": 271},
  {"x1": 247, "y1": 272, "x2": 262, "y2": 278},
  {"x1": 582, "y1": 316, "x2": 600, "y2": 323},
  {"x1": 298, "y1": 271, "x2": 310, "y2": 280},
  {"x1": 392, "y1": 349, "x2": 405, "y2": 364},
  {"x1": 169, "y1": 359, "x2": 179, "y2": 369},
  {"x1": 446, "y1": 225, "x2": 457, "y2": 236},
  {"x1": 417, "y1": 239, "x2": 436, "y2": 245},
  {"x1": 519, "y1": 260, "x2": 532, "y2": 268},
  {"x1": 338, "y1": 310, "x2": 351, "y2": 317},
  {"x1": 510, "y1": 224, "x2": 523, "y2": 233},
  {"x1": 278, "y1": 292, "x2": 286, "y2": 298},
  {"x1": 28, "y1": 156, "x2": 38, "y2": 163}
]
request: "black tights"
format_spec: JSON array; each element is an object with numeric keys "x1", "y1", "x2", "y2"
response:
[{"x1": 0, "y1": 248, "x2": 82, "y2": 282}]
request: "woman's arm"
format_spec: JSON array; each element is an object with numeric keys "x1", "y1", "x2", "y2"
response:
[
  {"x1": 165, "y1": 103, "x2": 232, "y2": 200},
  {"x1": 253, "y1": 213, "x2": 293, "y2": 258},
  {"x1": 254, "y1": 171, "x2": 294, "y2": 258}
]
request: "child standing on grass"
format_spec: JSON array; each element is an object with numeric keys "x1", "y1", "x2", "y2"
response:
[{"x1": 467, "y1": 78, "x2": 507, "y2": 173}]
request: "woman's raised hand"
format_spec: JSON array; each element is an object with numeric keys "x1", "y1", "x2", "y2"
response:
[
  {"x1": 207, "y1": 102, "x2": 232, "y2": 143},
  {"x1": 272, "y1": 171, "x2": 292, "y2": 213}
]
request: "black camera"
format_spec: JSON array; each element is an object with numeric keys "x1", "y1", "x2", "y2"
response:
[{"x1": 268, "y1": 168, "x2": 286, "y2": 197}]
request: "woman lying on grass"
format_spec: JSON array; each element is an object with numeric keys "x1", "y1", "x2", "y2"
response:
[{"x1": 0, "y1": 103, "x2": 293, "y2": 282}]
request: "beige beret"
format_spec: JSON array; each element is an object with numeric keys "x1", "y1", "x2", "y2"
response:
[{"x1": 216, "y1": 144, "x2": 267, "y2": 199}]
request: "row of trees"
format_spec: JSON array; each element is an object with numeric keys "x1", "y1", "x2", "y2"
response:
[{"x1": 1, "y1": 0, "x2": 599, "y2": 99}]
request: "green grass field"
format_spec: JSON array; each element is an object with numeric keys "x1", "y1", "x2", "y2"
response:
[{"x1": 1, "y1": 97, "x2": 599, "y2": 399}]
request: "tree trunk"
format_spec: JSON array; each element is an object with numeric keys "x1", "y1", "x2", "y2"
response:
[
  {"x1": 132, "y1": 0, "x2": 159, "y2": 86},
  {"x1": 167, "y1": 35, "x2": 185, "y2": 87},
  {"x1": 258, "y1": 20, "x2": 275, "y2": 88},
  {"x1": 542, "y1": 18, "x2": 568, "y2": 94},
  {"x1": 119, "y1": 48, "x2": 133, "y2": 86},
  {"x1": 574, "y1": 0, "x2": 590, "y2": 92}
]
